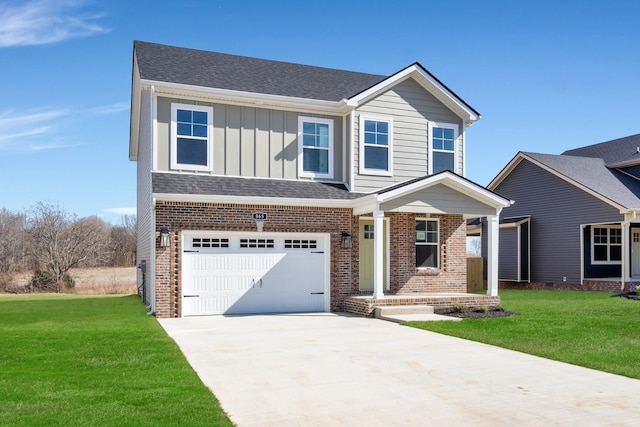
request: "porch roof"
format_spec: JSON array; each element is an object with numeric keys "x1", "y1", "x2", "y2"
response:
[{"x1": 354, "y1": 172, "x2": 512, "y2": 216}]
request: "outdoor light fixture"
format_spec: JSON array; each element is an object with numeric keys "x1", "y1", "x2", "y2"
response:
[
  {"x1": 159, "y1": 227, "x2": 171, "y2": 247},
  {"x1": 341, "y1": 232, "x2": 352, "y2": 249}
]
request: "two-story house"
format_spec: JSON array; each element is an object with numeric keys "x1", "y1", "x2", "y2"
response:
[{"x1": 129, "y1": 41, "x2": 510, "y2": 318}]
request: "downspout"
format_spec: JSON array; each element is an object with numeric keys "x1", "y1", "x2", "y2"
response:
[{"x1": 621, "y1": 211, "x2": 637, "y2": 292}]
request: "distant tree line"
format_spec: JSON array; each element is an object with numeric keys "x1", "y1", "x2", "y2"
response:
[{"x1": 0, "y1": 202, "x2": 136, "y2": 292}]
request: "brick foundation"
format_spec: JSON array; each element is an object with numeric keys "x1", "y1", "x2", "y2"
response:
[
  {"x1": 154, "y1": 201, "x2": 471, "y2": 317},
  {"x1": 344, "y1": 294, "x2": 501, "y2": 317}
]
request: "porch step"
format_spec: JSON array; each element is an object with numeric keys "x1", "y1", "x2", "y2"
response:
[
  {"x1": 374, "y1": 305, "x2": 434, "y2": 316},
  {"x1": 373, "y1": 305, "x2": 461, "y2": 323}
]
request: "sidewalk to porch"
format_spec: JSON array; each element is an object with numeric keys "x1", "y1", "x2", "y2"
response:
[{"x1": 343, "y1": 292, "x2": 500, "y2": 316}]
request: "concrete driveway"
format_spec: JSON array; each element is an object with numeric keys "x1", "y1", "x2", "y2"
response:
[{"x1": 159, "y1": 313, "x2": 640, "y2": 426}]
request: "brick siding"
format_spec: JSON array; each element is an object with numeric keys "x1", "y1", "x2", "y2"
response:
[{"x1": 153, "y1": 201, "x2": 470, "y2": 317}]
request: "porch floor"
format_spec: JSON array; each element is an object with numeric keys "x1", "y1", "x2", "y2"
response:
[{"x1": 343, "y1": 292, "x2": 500, "y2": 317}]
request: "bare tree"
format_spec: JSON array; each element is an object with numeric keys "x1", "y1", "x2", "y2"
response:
[
  {"x1": 0, "y1": 208, "x2": 27, "y2": 274},
  {"x1": 467, "y1": 236, "x2": 482, "y2": 256},
  {"x1": 25, "y1": 202, "x2": 111, "y2": 291},
  {"x1": 110, "y1": 214, "x2": 137, "y2": 266}
]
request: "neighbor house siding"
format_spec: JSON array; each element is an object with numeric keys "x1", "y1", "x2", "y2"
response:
[
  {"x1": 154, "y1": 96, "x2": 344, "y2": 182},
  {"x1": 136, "y1": 90, "x2": 153, "y2": 305},
  {"x1": 353, "y1": 78, "x2": 462, "y2": 192},
  {"x1": 493, "y1": 159, "x2": 623, "y2": 284},
  {"x1": 499, "y1": 227, "x2": 518, "y2": 280}
]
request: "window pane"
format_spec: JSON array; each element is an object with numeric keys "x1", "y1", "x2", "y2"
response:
[
  {"x1": 416, "y1": 220, "x2": 426, "y2": 232},
  {"x1": 303, "y1": 122, "x2": 316, "y2": 134},
  {"x1": 177, "y1": 138, "x2": 208, "y2": 166},
  {"x1": 610, "y1": 228, "x2": 621, "y2": 243},
  {"x1": 177, "y1": 123, "x2": 191, "y2": 136},
  {"x1": 610, "y1": 245, "x2": 622, "y2": 261},
  {"x1": 303, "y1": 148, "x2": 328, "y2": 173},
  {"x1": 364, "y1": 120, "x2": 376, "y2": 132},
  {"x1": 376, "y1": 133, "x2": 388, "y2": 146},
  {"x1": 364, "y1": 131, "x2": 376, "y2": 144},
  {"x1": 317, "y1": 133, "x2": 329, "y2": 148},
  {"x1": 416, "y1": 245, "x2": 437, "y2": 268},
  {"x1": 377, "y1": 121, "x2": 388, "y2": 134},
  {"x1": 303, "y1": 134, "x2": 317, "y2": 147},
  {"x1": 317, "y1": 123, "x2": 329, "y2": 137},
  {"x1": 443, "y1": 139, "x2": 455, "y2": 151},
  {"x1": 192, "y1": 111, "x2": 207, "y2": 125},
  {"x1": 364, "y1": 146, "x2": 388, "y2": 170},
  {"x1": 177, "y1": 109, "x2": 192, "y2": 123},
  {"x1": 192, "y1": 124, "x2": 207, "y2": 138},
  {"x1": 433, "y1": 151, "x2": 454, "y2": 173},
  {"x1": 433, "y1": 127, "x2": 443, "y2": 138},
  {"x1": 443, "y1": 128, "x2": 454, "y2": 139},
  {"x1": 593, "y1": 245, "x2": 608, "y2": 261}
]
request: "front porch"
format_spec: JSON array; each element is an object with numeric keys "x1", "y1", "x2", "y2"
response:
[{"x1": 343, "y1": 293, "x2": 500, "y2": 317}]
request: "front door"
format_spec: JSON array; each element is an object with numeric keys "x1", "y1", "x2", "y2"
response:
[
  {"x1": 359, "y1": 219, "x2": 387, "y2": 290},
  {"x1": 632, "y1": 231, "x2": 640, "y2": 278}
]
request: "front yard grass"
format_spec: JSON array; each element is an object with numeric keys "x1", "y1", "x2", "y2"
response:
[
  {"x1": 0, "y1": 294, "x2": 232, "y2": 427},
  {"x1": 406, "y1": 290, "x2": 640, "y2": 379}
]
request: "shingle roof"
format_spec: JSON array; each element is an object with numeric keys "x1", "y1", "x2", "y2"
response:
[
  {"x1": 562, "y1": 133, "x2": 640, "y2": 166},
  {"x1": 152, "y1": 173, "x2": 365, "y2": 200},
  {"x1": 523, "y1": 152, "x2": 640, "y2": 210},
  {"x1": 134, "y1": 41, "x2": 386, "y2": 102}
]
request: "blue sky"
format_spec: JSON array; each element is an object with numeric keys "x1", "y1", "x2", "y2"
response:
[{"x1": 1, "y1": 0, "x2": 638, "y2": 222}]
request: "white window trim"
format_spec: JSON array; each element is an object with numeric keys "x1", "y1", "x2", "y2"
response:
[
  {"x1": 359, "y1": 114, "x2": 393, "y2": 177},
  {"x1": 428, "y1": 122, "x2": 459, "y2": 175},
  {"x1": 416, "y1": 218, "x2": 439, "y2": 269},
  {"x1": 297, "y1": 116, "x2": 334, "y2": 179},
  {"x1": 170, "y1": 103, "x2": 214, "y2": 172},
  {"x1": 591, "y1": 225, "x2": 622, "y2": 265}
]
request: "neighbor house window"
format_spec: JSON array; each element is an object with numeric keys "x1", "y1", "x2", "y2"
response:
[
  {"x1": 430, "y1": 123, "x2": 457, "y2": 174},
  {"x1": 171, "y1": 103, "x2": 213, "y2": 171},
  {"x1": 360, "y1": 115, "x2": 393, "y2": 176},
  {"x1": 592, "y1": 226, "x2": 621, "y2": 264},
  {"x1": 298, "y1": 117, "x2": 333, "y2": 178},
  {"x1": 416, "y1": 219, "x2": 439, "y2": 268}
]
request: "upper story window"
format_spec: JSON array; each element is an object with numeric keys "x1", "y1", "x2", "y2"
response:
[
  {"x1": 430, "y1": 123, "x2": 458, "y2": 174},
  {"x1": 359, "y1": 115, "x2": 393, "y2": 176},
  {"x1": 416, "y1": 219, "x2": 439, "y2": 269},
  {"x1": 298, "y1": 116, "x2": 333, "y2": 178},
  {"x1": 171, "y1": 103, "x2": 213, "y2": 171},
  {"x1": 592, "y1": 226, "x2": 621, "y2": 264}
]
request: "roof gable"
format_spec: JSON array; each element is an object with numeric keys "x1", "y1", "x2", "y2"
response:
[{"x1": 489, "y1": 152, "x2": 640, "y2": 212}]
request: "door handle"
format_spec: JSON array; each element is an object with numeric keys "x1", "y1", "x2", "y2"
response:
[
  {"x1": 310, "y1": 292, "x2": 324, "y2": 295},
  {"x1": 183, "y1": 295, "x2": 200, "y2": 298}
]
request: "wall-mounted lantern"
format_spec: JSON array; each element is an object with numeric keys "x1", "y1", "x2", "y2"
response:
[
  {"x1": 341, "y1": 232, "x2": 352, "y2": 249},
  {"x1": 159, "y1": 227, "x2": 171, "y2": 247}
]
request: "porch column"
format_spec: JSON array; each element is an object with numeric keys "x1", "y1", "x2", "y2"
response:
[
  {"x1": 622, "y1": 213, "x2": 634, "y2": 290},
  {"x1": 486, "y1": 214, "x2": 500, "y2": 297},
  {"x1": 373, "y1": 209, "x2": 385, "y2": 299}
]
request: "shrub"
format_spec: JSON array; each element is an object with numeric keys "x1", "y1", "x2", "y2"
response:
[
  {"x1": 62, "y1": 273, "x2": 75, "y2": 290},
  {"x1": 30, "y1": 270, "x2": 58, "y2": 292},
  {"x1": 451, "y1": 303, "x2": 465, "y2": 313},
  {"x1": 474, "y1": 305, "x2": 489, "y2": 313}
]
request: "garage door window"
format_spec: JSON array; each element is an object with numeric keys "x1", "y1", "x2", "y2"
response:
[
  {"x1": 284, "y1": 239, "x2": 317, "y2": 249},
  {"x1": 192, "y1": 238, "x2": 229, "y2": 248},
  {"x1": 240, "y1": 238, "x2": 275, "y2": 248}
]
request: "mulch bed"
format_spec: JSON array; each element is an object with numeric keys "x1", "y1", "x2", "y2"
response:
[{"x1": 434, "y1": 307, "x2": 516, "y2": 319}]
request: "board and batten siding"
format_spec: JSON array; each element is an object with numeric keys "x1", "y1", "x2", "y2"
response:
[
  {"x1": 493, "y1": 159, "x2": 623, "y2": 284},
  {"x1": 154, "y1": 96, "x2": 343, "y2": 181},
  {"x1": 498, "y1": 227, "x2": 518, "y2": 280},
  {"x1": 353, "y1": 78, "x2": 463, "y2": 192},
  {"x1": 136, "y1": 90, "x2": 153, "y2": 305}
]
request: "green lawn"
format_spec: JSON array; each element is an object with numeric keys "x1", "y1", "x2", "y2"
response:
[
  {"x1": 0, "y1": 294, "x2": 233, "y2": 427},
  {"x1": 406, "y1": 290, "x2": 640, "y2": 379}
]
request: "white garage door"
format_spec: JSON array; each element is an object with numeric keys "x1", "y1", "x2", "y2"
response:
[{"x1": 182, "y1": 232, "x2": 329, "y2": 316}]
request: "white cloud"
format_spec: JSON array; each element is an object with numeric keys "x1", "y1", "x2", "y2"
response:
[
  {"x1": 105, "y1": 207, "x2": 136, "y2": 216},
  {"x1": 0, "y1": 0, "x2": 108, "y2": 47},
  {"x1": 92, "y1": 101, "x2": 130, "y2": 115},
  {"x1": 0, "y1": 109, "x2": 68, "y2": 150}
]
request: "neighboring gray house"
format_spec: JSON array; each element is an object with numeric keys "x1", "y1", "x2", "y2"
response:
[
  {"x1": 487, "y1": 134, "x2": 640, "y2": 292},
  {"x1": 129, "y1": 41, "x2": 510, "y2": 318}
]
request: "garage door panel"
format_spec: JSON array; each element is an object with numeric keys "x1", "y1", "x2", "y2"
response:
[{"x1": 182, "y1": 234, "x2": 327, "y2": 316}]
